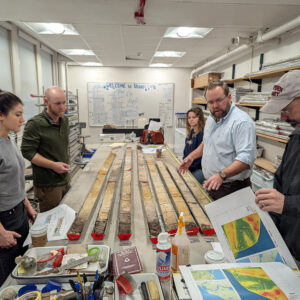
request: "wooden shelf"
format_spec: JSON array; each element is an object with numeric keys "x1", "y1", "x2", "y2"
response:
[
  {"x1": 223, "y1": 77, "x2": 245, "y2": 84},
  {"x1": 192, "y1": 98, "x2": 207, "y2": 105},
  {"x1": 256, "y1": 133, "x2": 288, "y2": 144},
  {"x1": 254, "y1": 157, "x2": 276, "y2": 174},
  {"x1": 247, "y1": 65, "x2": 300, "y2": 80},
  {"x1": 236, "y1": 103, "x2": 264, "y2": 108},
  {"x1": 221, "y1": 65, "x2": 300, "y2": 87}
]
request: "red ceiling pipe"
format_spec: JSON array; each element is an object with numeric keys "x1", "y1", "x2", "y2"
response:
[{"x1": 134, "y1": 0, "x2": 146, "y2": 24}]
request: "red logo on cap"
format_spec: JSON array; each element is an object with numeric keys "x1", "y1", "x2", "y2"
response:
[{"x1": 271, "y1": 85, "x2": 283, "y2": 97}]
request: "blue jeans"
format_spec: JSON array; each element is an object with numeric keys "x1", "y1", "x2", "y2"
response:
[{"x1": 191, "y1": 169, "x2": 205, "y2": 184}]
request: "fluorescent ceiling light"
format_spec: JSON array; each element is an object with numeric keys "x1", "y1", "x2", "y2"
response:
[
  {"x1": 80, "y1": 62, "x2": 103, "y2": 66},
  {"x1": 154, "y1": 51, "x2": 185, "y2": 57},
  {"x1": 149, "y1": 63, "x2": 172, "y2": 68},
  {"x1": 23, "y1": 22, "x2": 79, "y2": 35},
  {"x1": 164, "y1": 27, "x2": 213, "y2": 39},
  {"x1": 60, "y1": 49, "x2": 95, "y2": 56}
]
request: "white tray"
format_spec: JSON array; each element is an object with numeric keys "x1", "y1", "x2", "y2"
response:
[
  {"x1": 115, "y1": 273, "x2": 164, "y2": 300},
  {"x1": 11, "y1": 244, "x2": 110, "y2": 284}
]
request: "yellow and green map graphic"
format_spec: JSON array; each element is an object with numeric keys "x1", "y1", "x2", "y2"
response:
[
  {"x1": 192, "y1": 267, "x2": 288, "y2": 299},
  {"x1": 222, "y1": 213, "x2": 277, "y2": 259},
  {"x1": 224, "y1": 267, "x2": 288, "y2": 299}
]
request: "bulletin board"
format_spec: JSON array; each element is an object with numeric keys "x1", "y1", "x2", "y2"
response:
[{"x1": 87, "y1": 82, "x2": 174, "y2": 127}]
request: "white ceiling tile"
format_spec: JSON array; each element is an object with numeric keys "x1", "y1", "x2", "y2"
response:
[{"x1": 3, "y1": 0, "x2": 300, "y2": 67}]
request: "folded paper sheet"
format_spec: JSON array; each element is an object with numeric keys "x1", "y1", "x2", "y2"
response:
[{"x1": 205, "y1": 187, "x2": 297, "y2": 269}]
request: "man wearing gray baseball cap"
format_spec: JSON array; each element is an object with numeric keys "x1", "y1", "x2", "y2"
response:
[{"x1": 255, "y1": 70, "x2": 300, "y2": 268}]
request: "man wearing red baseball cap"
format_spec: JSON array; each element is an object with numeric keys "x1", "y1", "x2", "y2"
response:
[{"x1": 255, "y1": 70, "x2": 300, "y2": 268}]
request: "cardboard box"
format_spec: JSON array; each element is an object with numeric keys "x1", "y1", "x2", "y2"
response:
[{"x1": 192, "y1": 72, "x2": 221, "y2": 89}]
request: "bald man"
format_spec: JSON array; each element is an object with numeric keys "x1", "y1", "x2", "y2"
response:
[{"x1": 22, "y1": 86, "x2": 70, "y2": 212}]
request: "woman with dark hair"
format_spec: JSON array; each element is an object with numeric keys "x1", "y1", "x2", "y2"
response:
[
  {"x1": 0, "y1": 90, "x2": 37, "y2": 286},
  {"x1": 183, "y1": 107, "x2": 205, "y2": 184}
]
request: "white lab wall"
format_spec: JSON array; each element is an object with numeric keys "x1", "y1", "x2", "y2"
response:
[
  {"x1": 0, "y1": 26, "x2": 13, "y2": 92},
  {"x1": 18, "y1": 37, "x2": 39, "y2": 120},
  {"x1": 67, "y1": 66, "x2": 192, "y2": 147},
  {"x1": 197, "y1": 29, "x2": 300, "y2": 163},
  {"x1": 41, "y1": 50, "x2": 54, "y2": 91}
]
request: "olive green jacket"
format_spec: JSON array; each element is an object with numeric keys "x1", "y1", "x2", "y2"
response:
[{"x1": 21, "y1": 110, "x2": 70, "y2": 187}]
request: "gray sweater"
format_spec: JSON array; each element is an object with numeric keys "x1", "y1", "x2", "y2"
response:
[{"x1": 0, "y1": 137, "x2": 26, "y2": 211}]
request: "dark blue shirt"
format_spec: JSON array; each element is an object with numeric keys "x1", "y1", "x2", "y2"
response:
[{"x1": 183, "y1": 129, "x2": 203, "y2": 172}]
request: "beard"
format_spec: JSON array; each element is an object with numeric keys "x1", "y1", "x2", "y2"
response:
[
  {"x1": 48, "y1": 104, "x2": 65, "y2": 118},
  {"x1": 210, "y1": 102, "x2": 231, "y2": 120},
  {"x1": 285, "y1": 119, "x2": 299, "y2": 127}
]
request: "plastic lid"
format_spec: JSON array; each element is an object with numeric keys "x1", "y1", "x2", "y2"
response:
[
  {"x1": 158, "y1": 232, "x2": 169, "y2": 244},
  {"x1": 18, "y1": 284, "x2": 38, "y2": 297},
  {"x1": 30, "y1": 224, "x2": 47, "y2": 235},
  {"x1": 204, "y1": 250, "x2": 225, "y2": 264},
  {"x1": 41, "y1": 280, "x2": 62, "y2": 294}
]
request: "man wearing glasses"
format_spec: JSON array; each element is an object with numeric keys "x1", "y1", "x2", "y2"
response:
[
  {"x1": 178, "y1": 80, "x2": 256, "y2": 200},
  {"x1": 255, "y1": 70, "x2": 300, "y2": 268}
]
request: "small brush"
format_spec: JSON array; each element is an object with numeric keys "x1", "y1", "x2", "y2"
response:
[{"x1": 116, "y1": 272, "x2": 137, "y2": 297}]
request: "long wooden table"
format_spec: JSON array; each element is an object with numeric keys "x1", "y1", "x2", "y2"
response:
[{"x1": 2, "y1": 143, "x2": 215, "y2": 298}]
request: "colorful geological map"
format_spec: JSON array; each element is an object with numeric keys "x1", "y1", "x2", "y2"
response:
[
  {"x1": 191, "y1": 267, "x2": 288, "y2": 299},
  {"x1": 222, "y1": 213, "x2": 277, "y2": 259},
  {"x1": 224, "y1": 267, "x2": 288, "y2": 299}
]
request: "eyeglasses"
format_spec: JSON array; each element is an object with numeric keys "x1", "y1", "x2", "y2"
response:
[
  {"x1": 207, "y1": 95, "x2": 227, "y2": 106},
  {"x1": 280, "y1": 109, "x2": 290, "y2": 115}
]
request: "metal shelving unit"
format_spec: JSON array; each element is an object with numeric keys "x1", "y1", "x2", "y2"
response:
[{"x1": 66, "y1": 90, "x2": 81, "y2": 176}]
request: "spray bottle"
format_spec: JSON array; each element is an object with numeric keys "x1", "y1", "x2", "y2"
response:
[
  {"x1": 171, "y1": 212, "x2": 190, "y2": 272},
  {"x1": 156, "y1": 232, "x2": 171, "y2": 280}
]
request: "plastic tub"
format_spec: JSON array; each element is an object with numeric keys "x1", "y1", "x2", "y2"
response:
[{"x1": 30, "y1": 225, "x2": 47, "y2": 247}]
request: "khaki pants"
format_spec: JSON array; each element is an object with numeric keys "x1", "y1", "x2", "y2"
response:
[{"x1": 34, "y1": 183, "x2": 70, "y2": 212}]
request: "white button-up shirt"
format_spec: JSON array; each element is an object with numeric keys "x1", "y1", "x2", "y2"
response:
[{"x1": 202, "y1": 104, "x2": 256, "y2": 182}]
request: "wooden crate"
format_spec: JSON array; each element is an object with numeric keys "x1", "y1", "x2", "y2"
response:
[{"x1": 192, "y1": 72, "x2": 221, "y2": 89}]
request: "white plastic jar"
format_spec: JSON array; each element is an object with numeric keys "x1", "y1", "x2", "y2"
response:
[
  {"x1": 30, "y1": 224, "x2": 48, "y2": 247},
  {"x1": 204, "y1": 250, "x2": 225, "y2": 264}
]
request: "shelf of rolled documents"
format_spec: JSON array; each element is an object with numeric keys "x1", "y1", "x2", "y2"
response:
[{"x1": 256, "y1": 119, "x2": 292, "y2": 144}]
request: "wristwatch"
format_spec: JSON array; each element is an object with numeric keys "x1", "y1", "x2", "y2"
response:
[{"x1": 218, "y1": 170, "x2": 227, "y2": 180}]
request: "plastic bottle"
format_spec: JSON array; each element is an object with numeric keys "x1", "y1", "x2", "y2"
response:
[
  {"x1": 171, "y1": 212, "x2": 190, "y2": 272},
  {"x1": 156, "y1": 232, "x2": 171, "y2": 280}
]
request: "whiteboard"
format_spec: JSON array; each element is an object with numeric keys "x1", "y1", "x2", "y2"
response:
[{"x1": 87, "y1": 82, "x2": 174, "y2": 127}]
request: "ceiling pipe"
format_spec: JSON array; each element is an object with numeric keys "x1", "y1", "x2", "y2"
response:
[
  {"x1": 191, "y1": 14, "x2": 300, "y2": 78},
  {"x1": 256, "y1": 15, "x2": 300, "y2": 43},
  {"x1": 191, "y1": 44, "x2": 249, "y2": 77},
  {"x1": 134, "y1": 0, "x2": 146, "y2": 25}
]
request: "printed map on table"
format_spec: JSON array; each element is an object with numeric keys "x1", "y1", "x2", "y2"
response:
[
  {"x1": 191, "y1": 267, "x2": 287, "y2": 299},
  {"x1": 180, "y1": 263, "x2": 300, "y2": 300},
  {"x1": 222, "y1": 212, "x2": 283, "y2": 263}
]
